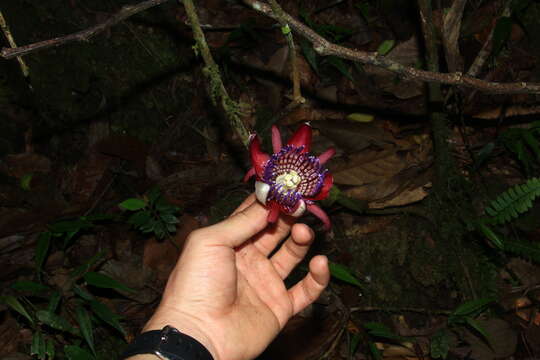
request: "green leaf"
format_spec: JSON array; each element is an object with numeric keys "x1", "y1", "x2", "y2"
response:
[
  {"x1": 147, "y1": 187, "x2": 161, "y2": 203},
  {"x1": 450, "y1": 298, "x2": 494, "y2": 320},
  {"x1": 349, "y1": 332, "x2": 361, "y2": 357},
  {"x1": 119, "y1": 198, "x2": 147, "y2": 211},
  {"x1": 20, "y1": 173, "x2": 33, "y2": 191},
  {"x1": 464, "y1": 317, "x2": 491, "y2": 345},
  {"x1": 64, "y1": 345, "x2": 95, "y2": 360},
  {"x1": 300, "y1": 39, "x2": 319, "y2": 74},
  {"x1": 89, "y1": 300, "x2": 126, "y2": 337},
  {"x1": 369, "y1": 341, "x2": 382, "y2": 360},
  {"x1": 364, "y1": 322, "x2": 405, "y2": 341},
  {"x1": 329, "y1": 262, "x2": 363, "y2": 288},
  {"x1": 0, "y1": 295, "x2": 34, "y2": 324},
  {"x1": 346, "y1": 113, "x2": 375, "y2": 123},
  {"x1": 73, "y1": 285, "x2": 95, "y2": 301},
  {"x1": 11, "y1": 280, "x2": 50, "y2": 293},
  {"x1": 31, "y1": 331, "x2": 46, "y2": 359},
  {"x1": 36, "y1": 310, "x2": 78, "y2": 335},
  {"x1": 36, "y1": 232, "x2": 52, "y2": 276},
  {"x1": 47, "y1": 291, "x2": 62, "y2": 313},
  {"x1": 337, "y1": 193, "x2": 368, "y2": 214},
  {"x1": 75, "y1": 306, "x2": 96, "y2": 355},
  {"x1": 281, "y1": 24, "x2": 291, "y2": 35},
  {"x1": 70, "y1": 252, "x2": 105, "y2": 279},
  {"x1": 377, "y1": 39, "x2": 395, "y2": 55},
  {"x1": 327, "y1": 56, "x2": 355, "y2": 82},
  {"x1": 84, "y1": 272, "x2": 135, "y2": 293},
  {"x1": 160, "y1": 214, "x2": 179, "y2": 224},
  {"x1": 49, "y1": 219, "x2": 92, "y2": 233},
  {"x1": 45, "y1": 338, "x2": 55, "y2": 360},
  {"x1": 477, "y1": 221, "x2": 504, "y2": 250},
  {"x1": 430, "y1": 329, "x2": 450, "y2": 358},
  {"x1": 492, "y1": 17, "x2": 513, "y2": 56},
  {"x1": 127, "y1": 210, "x2": 152, "y2": 227}
]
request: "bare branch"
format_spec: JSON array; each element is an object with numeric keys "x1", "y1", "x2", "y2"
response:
[
  {"x1": 1, "y1": 0, "x2": 171, "y2": 60},
  {"x1": 182, "y1": 0, "x2": 251, "y2": 147},
  {"x1": 244, "y1": 0, "x2": 540, "y2": 95},
  {"x1": 442, "y1": 0, "x2": 467, "y2": 72}
]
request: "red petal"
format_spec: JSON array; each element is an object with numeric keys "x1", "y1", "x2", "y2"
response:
[
  {"x1": 242, "y1": 167, "x2": 256, "y2": 182},
  {"x1": 305, "y1": 173, "x2": 333, "y2": 201},
  {"x1": 307, "y1": 204, "x2": 331, "y2": 231},
  {"x1": 267, "y1": 201, "x2": 281, "y2": 223},
  {"x1": 271, "y1": 125, "x2": 282, "y2": 154},
  {"x1": 249, "y1": 135, "x2": 270, "y2": 179},
  {"x1": 318, "y1": 147, "x2": 335, "y2": 165},
  {"x1": 287, "y1": 123, "x2": 312, "y2": 152}
]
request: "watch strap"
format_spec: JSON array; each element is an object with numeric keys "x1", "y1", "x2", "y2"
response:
[{"x1": 121, "y1": 325, "x2": 213, "y2": 360}]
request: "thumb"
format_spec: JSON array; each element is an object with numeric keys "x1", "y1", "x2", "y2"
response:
[{"x1": 206, "y1": 200, "x2": 270, "y2": 247}]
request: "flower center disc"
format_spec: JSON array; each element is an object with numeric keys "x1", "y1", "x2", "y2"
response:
[{"x1": 275, "y1": 170, "x2": 301, "y2": 191}]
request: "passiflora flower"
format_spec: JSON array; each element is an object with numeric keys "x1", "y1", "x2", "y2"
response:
[{"x1": 243, "y1": 123, "x2": 335, "y2": 230}]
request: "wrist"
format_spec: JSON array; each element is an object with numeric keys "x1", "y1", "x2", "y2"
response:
[{"x1": 143, "y1": 308, "x2": 219, "y2": 360}]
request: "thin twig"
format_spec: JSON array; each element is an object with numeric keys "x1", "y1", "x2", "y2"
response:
[
  {"x1": 350, "y1": 306, "x2": 452, "y2": 315},
  {"x1": 182, "y1": 0, "x2": 251, "y2": 146},
  {"x1": 0, "y1": 0, "x2": 171, "y2": 59},
  {"x1": 468, "y1": 2, "x2": 511, "y2": 77},
  {"x1": 442, "y1": 0, "x2": 467, "y2": 72},
  {"x1": 244, "y1": 0, "x2": 540, "y2": 94},
  {"x1": 267, "y1": 0, "x2": 304, "y2": 103},
  {"x1": 0, "y1": 10, "x2": 31, "y2": 82}
]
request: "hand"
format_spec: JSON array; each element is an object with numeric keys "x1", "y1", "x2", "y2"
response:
[{"x1": 142, "y1": 194, "x2": 330, "y2": 360}]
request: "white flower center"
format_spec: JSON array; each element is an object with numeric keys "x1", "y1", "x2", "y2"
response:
[{"x1": 275, "y1": 170, "x2": 302, "y2": 191}]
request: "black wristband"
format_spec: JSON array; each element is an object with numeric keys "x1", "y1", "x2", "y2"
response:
[{"x1": 121, "y1": 325, "x2": 214, "y2": 360}]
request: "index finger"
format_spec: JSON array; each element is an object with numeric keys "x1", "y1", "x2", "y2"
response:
[{"x1": 204, "y1": 200, "x2": 270, "y2": 247}]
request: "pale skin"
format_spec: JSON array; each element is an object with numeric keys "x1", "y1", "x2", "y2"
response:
[{"x1": 127, "y1": 194, "x2": 331, "y2": 360}]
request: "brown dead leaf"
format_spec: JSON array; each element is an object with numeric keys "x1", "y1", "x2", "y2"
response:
[
  {"x1": 330, "y1": 149, "x2": 405, "y2": 186},
  {"x1": 0, "y1": 315, "x2": 22, "y2": 356},
  {"x1": 460, "y1": 318, "x2": 517, "y2": 360},
  {"x1": 315, "y1": 120, "x2": 396, "y2": 153}
]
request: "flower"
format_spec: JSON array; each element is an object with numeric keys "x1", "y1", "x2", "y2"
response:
[{"x1": 243, "y1": 123, "x2": 335, "y2": 230}]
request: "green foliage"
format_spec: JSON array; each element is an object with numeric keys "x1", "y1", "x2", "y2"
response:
[
  {"x1": 428, "y1": 299, "x2": 493, "y2": 359},
  {"x1": 377, "y1": 40, "x2": 395, "y2": 55},
  {"x1": 485, "y1": 177, "x2": 540, "y2": 224},
  {"x1": 122, "y1": 187, "x2": 181, "y2": 240},
  {"x1": 499, "y1": 121, "x2": 540, "y2": 175},
  {"x1": 298, "y1": 9, "x2": 361, "y2": 83},
  {"x1": 476, "y1": 178, "x2": 540, "y2": 258},
  {"x1": 328, "y1": 262, "x2": 364, "y2": 288},
  {"x1": 2, "y1": 186, "x2": 174, "y2": 359},
  {"x1": 492, "y1": 17, "x2": 513, "y2": 56}
]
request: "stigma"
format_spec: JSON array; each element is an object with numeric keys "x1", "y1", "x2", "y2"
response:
[{"x1": 275, "y1": 170, "x2": 301, "y2": 191}]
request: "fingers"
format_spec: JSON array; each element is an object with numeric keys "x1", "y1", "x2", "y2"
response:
[
  {"x1": 288, "y1": 255, "x2": 330, "y2": 315},
  {"x1": 249, "y1": 215, "x2": 294, "y2": 257},
  {"x1": 270, "y1": 224, "x2": 314, "y2": 279},
  {"x1": 200, "y1": 200, "x2": 269, "y2": 248},
  {"x1": 230, "y1": 194, "x2": 257, "y2": 216}
]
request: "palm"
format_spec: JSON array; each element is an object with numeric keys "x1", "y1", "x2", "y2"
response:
[{"x1": 144, "y1": 196, "x2": 329, "y2": 360}]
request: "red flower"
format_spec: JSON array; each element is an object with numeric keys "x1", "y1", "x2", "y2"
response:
[{"x1": 244, "y1": 123, "x2": 335, "y2": 230}]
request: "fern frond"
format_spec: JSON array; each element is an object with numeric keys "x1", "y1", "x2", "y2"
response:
[
  {"x1": 503, "y1": 240, "x2": 540, "y2": 263},
  {"x1": 485, "y1": 178, "x2": 540, "y2": 224}
]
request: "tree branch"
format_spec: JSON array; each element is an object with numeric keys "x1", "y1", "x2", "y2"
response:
[
  {"x1": 0, "y1": 0, "x2": 171, "y2": 59},
  {"x1": 182, "y1": 0, "x2": 251, "y2": 147},
  {"x1": 244, "y1": 0, "x2": 540, "y2": 94}
]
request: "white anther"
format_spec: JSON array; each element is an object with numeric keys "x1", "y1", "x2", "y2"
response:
[
  {"x1": 255, "y1": 181, "x2": 270, "y2": 205},
  {"x1": 290, "y1": 200, "x2": 306, "y2": 217}
]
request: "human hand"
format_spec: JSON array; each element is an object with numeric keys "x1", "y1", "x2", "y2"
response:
[{"x1": 142, "y1": 194, "x2": 330, "y2": 360}]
